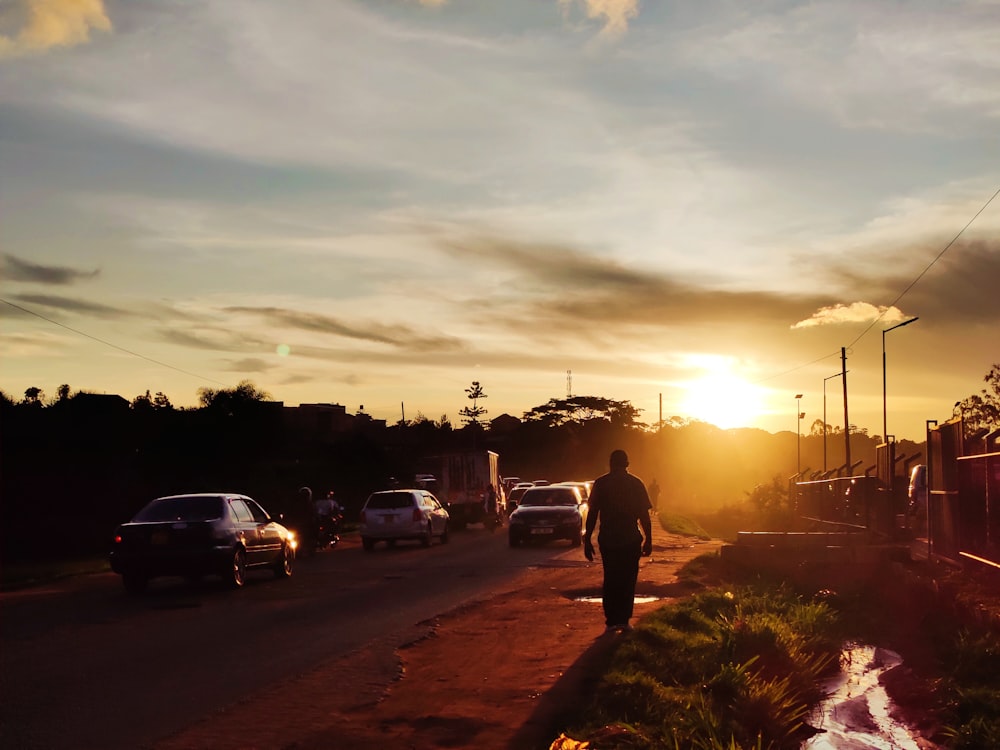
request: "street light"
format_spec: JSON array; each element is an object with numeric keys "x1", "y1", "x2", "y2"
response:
[
  {"x1": 795, "y1": 393, "x2": 804, "y2": 477},
  {"x1": 823, "y1": 373, "x2": 844, "y2": 474},
  {"x1": 882, "y1": 317, "x2": 919, "y2": 444}
]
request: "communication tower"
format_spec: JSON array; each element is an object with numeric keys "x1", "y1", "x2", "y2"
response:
[{"x1": 566, "y1": 370, "x2": 572, "y2": 399}]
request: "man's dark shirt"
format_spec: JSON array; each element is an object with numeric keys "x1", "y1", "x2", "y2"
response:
[{"x1": 586, "y1": 470, "x2": 651, "y2": 550}]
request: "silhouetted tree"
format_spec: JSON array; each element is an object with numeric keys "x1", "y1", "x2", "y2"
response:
[
  {"x1": 56, "y1": 384, "x2": 71, "y2": 402},
  {"x1": 955, "y1": 363, "x2": 1000, "y2": 434},
  {"x1": 522, "y1": 395, "x2": 643, "y2": 428},
  {"x1": 152, "y1": 391, "x2": 173, "y2": 410},
  {"x1": 22, "y1": 386, "x2": 43, "y2": 407},
  {"x1": 459, "y1": 381, "x2": 488, "y2": 427},
  {"x1": 198, "y1": 380, "x2": 272, "y2": 415},
  {"x1": 132, "y1": 390, "x2": 154, "y2": 411}
]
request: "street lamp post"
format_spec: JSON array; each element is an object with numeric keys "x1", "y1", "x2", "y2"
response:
[
  {"x1": 823, "y1": 373, "x2": 843, "y2": 474},
  {"x1": 882, "y1": 317, "x2": 920, "y2": 444},
  {"x1": 795, "y1": 393, "x2": 804, "y2": 477}
]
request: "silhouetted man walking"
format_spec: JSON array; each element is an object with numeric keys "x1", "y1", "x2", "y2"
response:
[{"x1": 584, "y1": 449, "x2": 653, "y2": 634}]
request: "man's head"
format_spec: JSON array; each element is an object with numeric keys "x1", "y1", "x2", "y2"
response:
[{"x1": 609, "y1": 449, "x2": 629, "y2": 470}]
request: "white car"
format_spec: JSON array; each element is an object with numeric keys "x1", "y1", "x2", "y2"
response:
[{"x1": 360, "y1": 489, "x2": 450, "y2": 551}]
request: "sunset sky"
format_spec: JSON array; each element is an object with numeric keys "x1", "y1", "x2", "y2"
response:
[{"x1": 1, "y1": 0, "x2": 998, "y2": 442}]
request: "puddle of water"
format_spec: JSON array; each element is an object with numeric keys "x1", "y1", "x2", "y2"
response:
[
  {"x1": 573, "y1": 595, "x2": 660, "y2": 604},
  {"x1": 803, "y1": 644, "x2": 926, "y2": 750}
]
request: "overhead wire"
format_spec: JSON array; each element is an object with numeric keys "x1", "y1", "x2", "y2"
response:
[
  {"x1": 0, "y1": 297, "x2": 229, "y2": 387},
  {"x1": 845, "y1": 184, "x2": 1000, "y2": 350},
  {"x1": 756, "y1": 185, "x2": 1000, "y2": 385}
]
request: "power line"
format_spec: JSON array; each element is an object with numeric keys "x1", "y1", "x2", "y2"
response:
[
  {"x1": 846, "y1": 184, "x2": 1000, "y2": 350},
  {"x1": 758, "y1": 185, "x2": 999, "y2": 385},
  {"x1": 1, "y1": 297, "x2": 229, "y2": 387}
]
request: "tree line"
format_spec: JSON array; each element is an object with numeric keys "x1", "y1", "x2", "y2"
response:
[{"x1": 4, "y1": 366, "x2": 996, "y2": 564}]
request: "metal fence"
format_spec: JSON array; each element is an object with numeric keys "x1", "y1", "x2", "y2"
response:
[
  {"x1": 793, "y1": 475, "x2": 898, "y2": 539},
  {"x1": 926, "y1": 418, "x2": 1000, "y2": 568}
]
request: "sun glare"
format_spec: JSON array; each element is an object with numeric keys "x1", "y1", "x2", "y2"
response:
[{"x1": 677, "y1": 371, "x2": 764, "y2": 430}]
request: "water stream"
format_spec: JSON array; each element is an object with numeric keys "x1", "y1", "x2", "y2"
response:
[{"x1": 803, "y1": 644, "x2": 929, "y2": 749}]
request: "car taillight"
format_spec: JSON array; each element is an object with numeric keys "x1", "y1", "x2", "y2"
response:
[
  {"x1": 412, "y1": 508, "x2": 422, "y2": 522},
  {"x1": 360, "y1": 510, "x2": 367, "y2": 524},
  {"x1": 113, "y1": 534, "x2": 123, "y2": 544}
]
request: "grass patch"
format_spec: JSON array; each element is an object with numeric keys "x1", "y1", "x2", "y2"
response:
[
  {"x1": 659, "y1": 513, "x2": 711, "y2": 540},
  {"x1": 561, "y1": 576, "x2": 842, "y2": 749}
]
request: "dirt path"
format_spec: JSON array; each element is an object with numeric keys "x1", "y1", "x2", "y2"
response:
[{"x1": 155, "y1": 524, "x2": 720, "y2": 750}]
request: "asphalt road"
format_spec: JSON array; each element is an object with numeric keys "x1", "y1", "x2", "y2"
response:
[{"x1": 0, "y1": 526, "x2": 572, "y2": 750}]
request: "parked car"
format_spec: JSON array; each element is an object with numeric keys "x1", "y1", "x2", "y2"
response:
[
  {"x1": 109, "y1": 493, "x2": 295, "y2": 594},
  {"x1": 508, "y1": 485, "x2": 587, "y2": 548},
  {"x1": 360, "y1": 489, "x2": 450, "y2": 551}
]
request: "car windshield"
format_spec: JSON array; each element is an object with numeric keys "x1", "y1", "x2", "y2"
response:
[
  {"x1": 520, "y1": 489, "x2": 578, "y2": 507},
  {"x1": 133, "y1": 496, "x2": 225, "y2": 522},
  {"x1": 366, "y1": 492, "x2": 415, "y2": 510}
]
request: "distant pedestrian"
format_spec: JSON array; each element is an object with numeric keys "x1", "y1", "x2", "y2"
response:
[
  {"x1": 583, "y1": 449, "x2": 653, "y2": 634},
  {"x1": 647, "y1": 478, "x2": 661, "y2": 513}
]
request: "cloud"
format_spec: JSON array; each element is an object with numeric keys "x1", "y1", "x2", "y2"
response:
[
  {"x1": 0, "y1": 0, "x2": 111, "y2": 59},
  {"x1": 559, "y1": 0, "x2": 639, "y2": 38},
  {"x1": 12, "y1": 293, "x2": 125, "y2": 318},
  {"x1": 2, "y1": 254, "x2": 100, "y2": 284},
  {"x1": 223, "y1": 357, "x2": 273, "y2": 373},
  {"x1": 791, "y1": 302, "x2": 907, "y2": 329},
  {"x1": 436, "y1": 233, "x2": 822, "y2": 332},
  {"x1": 223, "y1": 305, "x2": 465, "y2": 352},
  {"x1": 157, "y1": 327, "x2": 268, "y2": 354}
]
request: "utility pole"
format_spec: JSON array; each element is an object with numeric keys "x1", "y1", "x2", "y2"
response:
[
  {"x1": 842, "y1": 347, "x2": 851, "y2": 475},
  {"x1": 566, "y1": 370, "x2": 572, "y2": 399}
]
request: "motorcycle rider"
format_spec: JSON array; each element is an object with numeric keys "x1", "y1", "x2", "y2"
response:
[{"x1": 315, "y1": 490, "x2": 343, "y2": 547}]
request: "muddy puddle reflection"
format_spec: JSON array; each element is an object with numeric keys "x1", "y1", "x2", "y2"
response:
[{"x1": 804, "y1": 644, "x2": 929, "y2": 749}]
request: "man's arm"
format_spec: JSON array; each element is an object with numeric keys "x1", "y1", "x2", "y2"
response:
[
  {"x1": 640, "y1": 512, "x2": 653, "y2": 556},
  {"x1": 583, "y1": 482, "x2": 600, "y2": 561}
]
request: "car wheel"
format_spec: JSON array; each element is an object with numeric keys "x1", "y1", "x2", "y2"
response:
[
  {"x1": 227, "y1": 548, "x2": 247, "y2": 588},
  {"x1": 422, "y1": 522, "x2": 433, "y2": 547},
  {"x1": 508, "y1": 533, "x2": 520, "y2": 548},
  {"x1": 440, "y1": 522, "x2": 449, "y2": 544},
  {"x1": 122, "y1": 573, "x2": 148, "y2": 595},
  {"x1": 570, "y1": 531, "x2": 582, "y2": 547},
  {"x1": 274, "y1": 544, "x2": 293, "y2": 578},
  {"x1": 362, "y1": 537, "x2": 375, "y2": 552}
]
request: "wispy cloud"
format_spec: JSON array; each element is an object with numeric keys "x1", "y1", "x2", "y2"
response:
[
  {"x1": 223, "y1": 357, "x2": 273, "y2": 373},
  {"x1": 559, "y1": 0, "x2": 639, "y2": 38},
  {"x1": 0, "y1": 0, "x2": 111, "y2": 59},
  {"x1": 2, "y1": 254, "x2": 100, "y2": 285},
  {"x1": 12, "y1": 293, "x2": 125, "y2": 317},
  {"x1": 224, "y1": 305, "x2": 465, "y2": 352}
]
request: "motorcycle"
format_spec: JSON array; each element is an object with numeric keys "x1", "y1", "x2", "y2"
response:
[{"x1": 316, "y1": 512, "x2": 342, "y2": 549}]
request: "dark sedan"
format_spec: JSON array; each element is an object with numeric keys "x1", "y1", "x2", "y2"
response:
[
  {"x1": 109, "y1": 493, "x2": 296, "y2": 593},
  {"x1": 508, "y1": 485, "x2": 587, "y2": 548}
]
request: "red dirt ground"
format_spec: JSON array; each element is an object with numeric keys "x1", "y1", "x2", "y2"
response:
[
  {"x1": 154, "y1": 525, "x2": 720, "y2": 750},
  {"x1": 154, "y1": 526, "x2": 983, "y2": 750}
]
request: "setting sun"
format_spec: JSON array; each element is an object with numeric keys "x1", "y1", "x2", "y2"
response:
[{"x1": 677, "y1": 370, "x2": 765, "y2": 430}]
